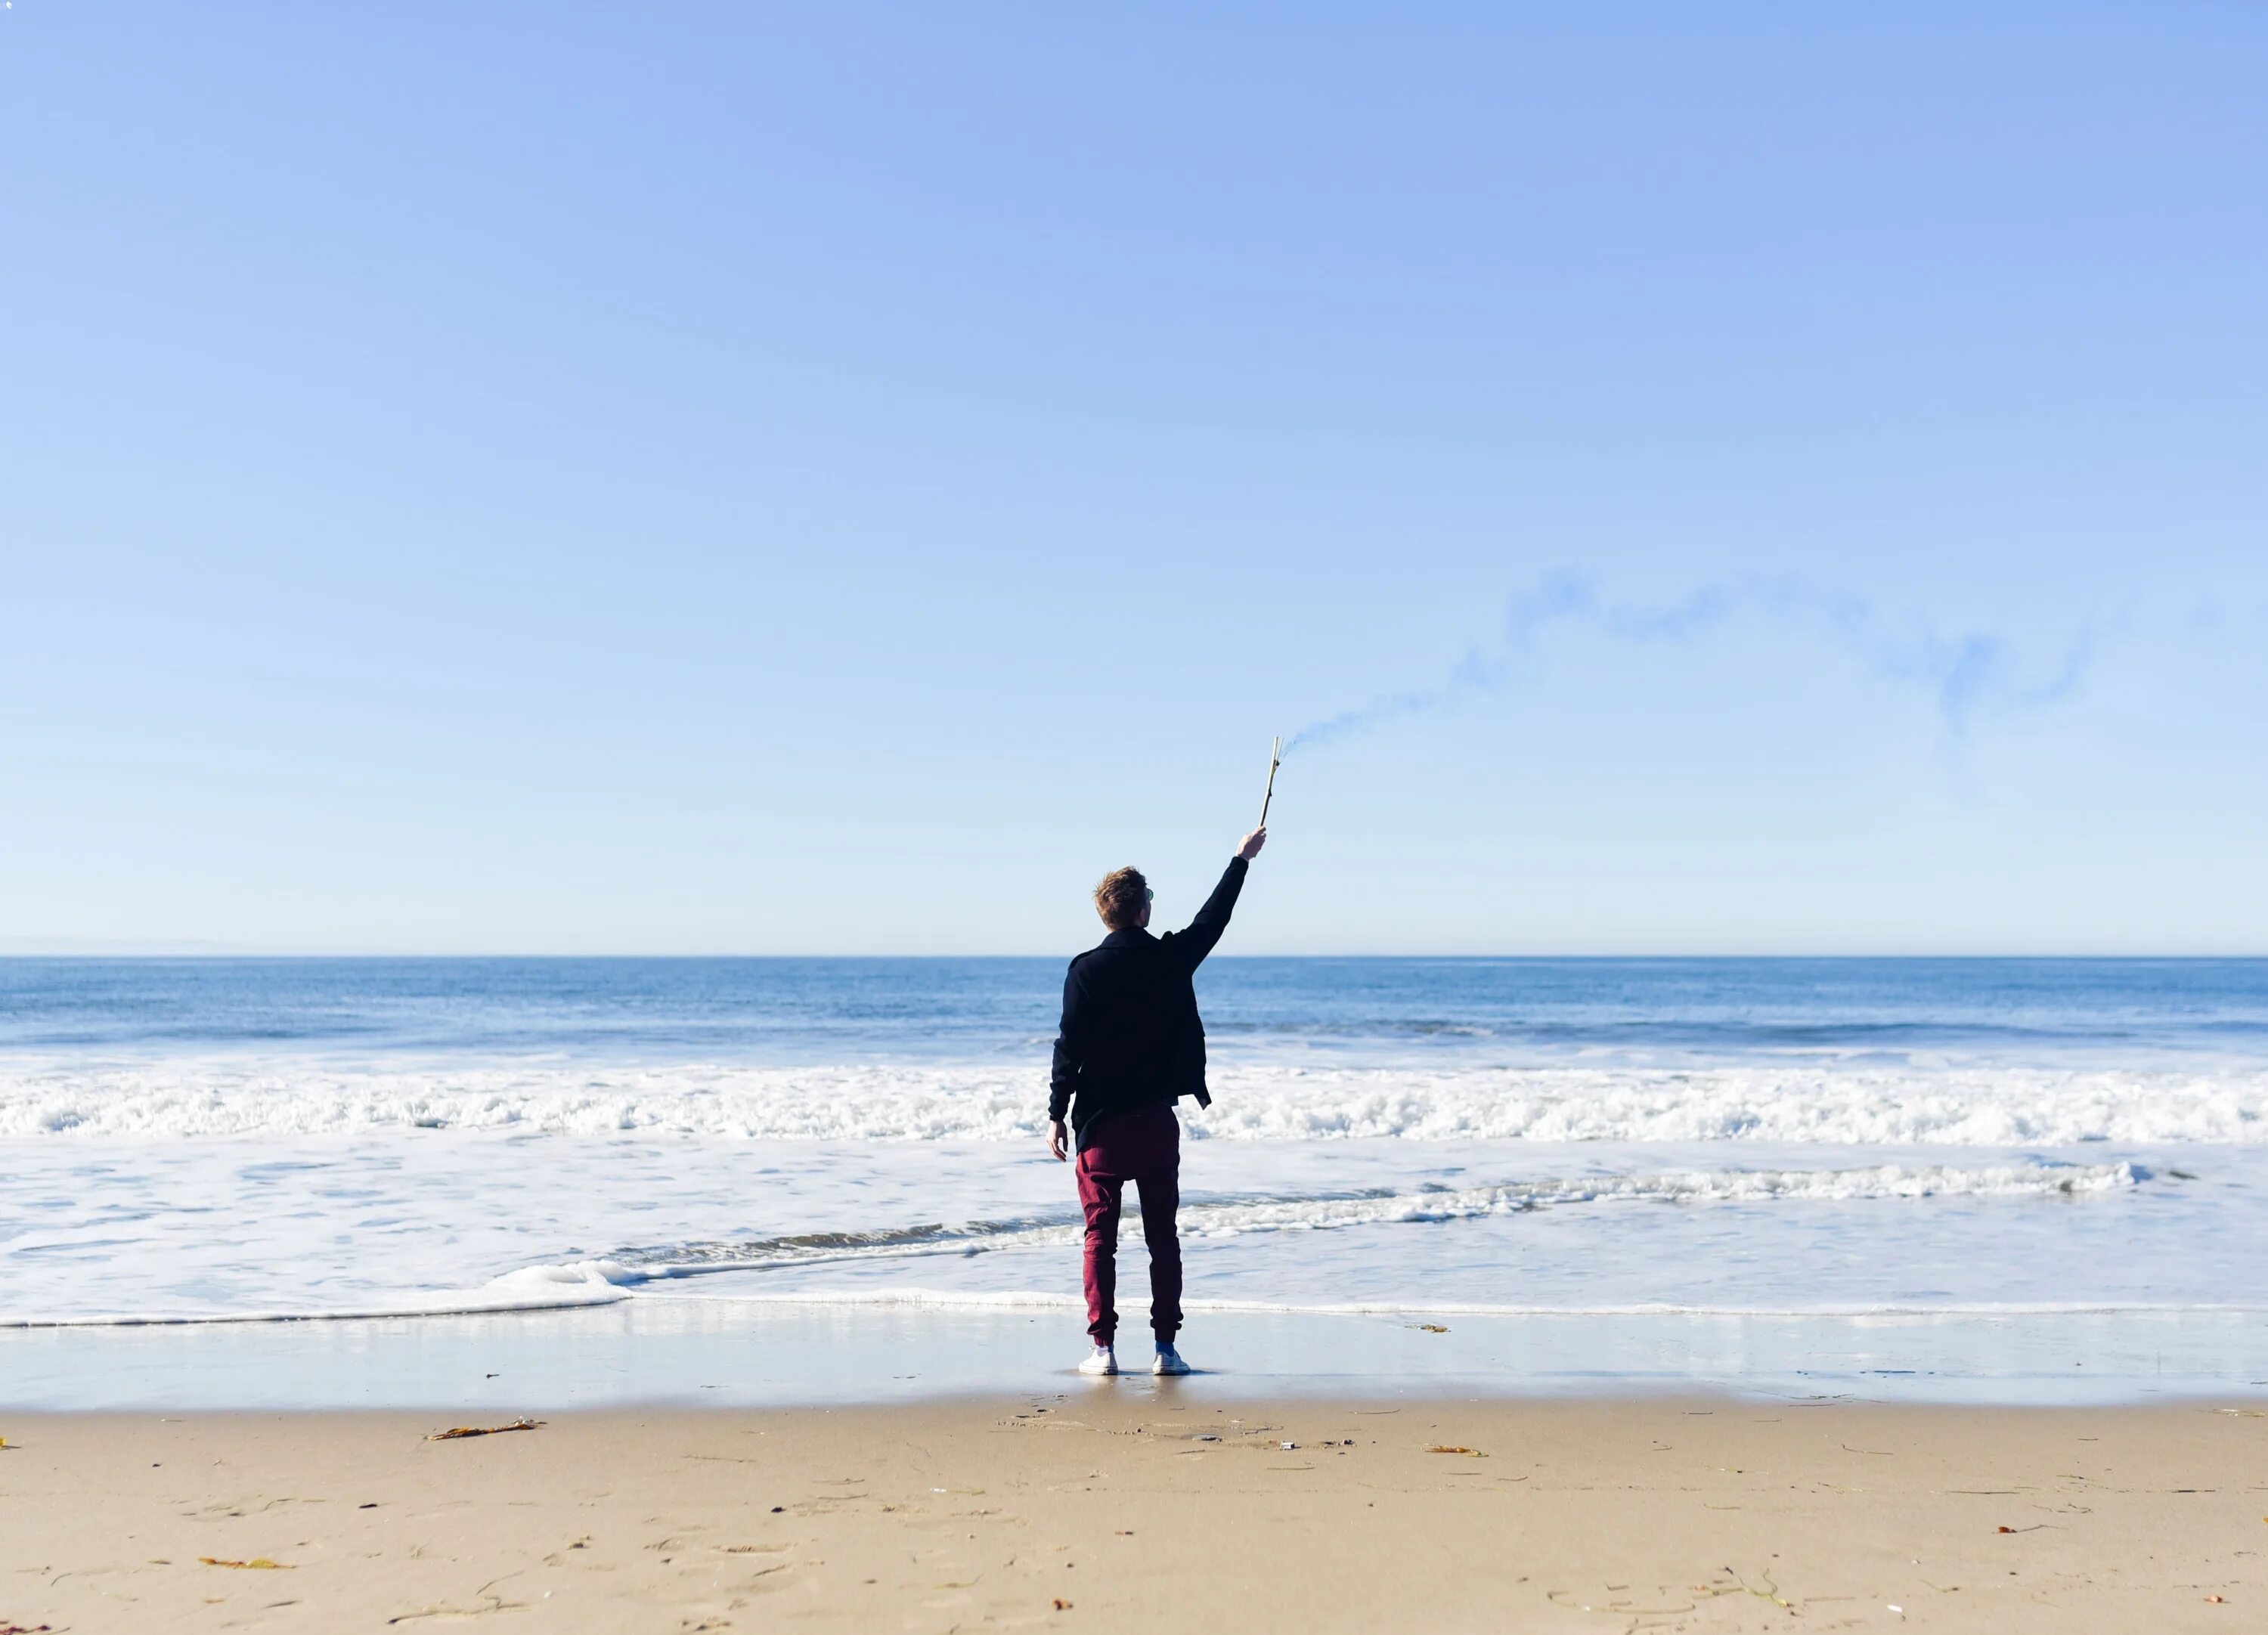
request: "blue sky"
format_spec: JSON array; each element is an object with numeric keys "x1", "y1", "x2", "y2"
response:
[{"x1": 4, "y1": 3, "x2": 2264, "y2": 954}]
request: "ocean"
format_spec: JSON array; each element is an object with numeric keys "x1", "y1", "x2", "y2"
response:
[{"x1": 5, "y1": 956, "x2": 2265, "y2": 1363}]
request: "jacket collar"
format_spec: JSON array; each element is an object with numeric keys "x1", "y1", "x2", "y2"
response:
[{"x1": 1100, "y1": 926, "x2": 1157, "y2": 949}]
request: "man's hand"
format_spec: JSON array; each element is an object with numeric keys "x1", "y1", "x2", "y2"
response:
[
  {"x1": 1048, "y1": 1119, "x2": 1070, "y2": 1162},
  {"x1": 1237, "y1": 825, "x2": 1267, "y2": 861}
]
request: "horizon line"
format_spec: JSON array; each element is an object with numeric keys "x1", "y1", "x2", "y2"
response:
[{"x1": 2, "y1": 948, "x2": 2265, "y2": 962}]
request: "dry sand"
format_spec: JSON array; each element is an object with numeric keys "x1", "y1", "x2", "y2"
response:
[{"x1": 3, "y1": 1392, "x2": 2263, "y2": 1632}]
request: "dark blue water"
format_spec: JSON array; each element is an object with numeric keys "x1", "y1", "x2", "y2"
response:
[{"x1": 5, "y1": 958, "x2": 2266, "y2": 1067}]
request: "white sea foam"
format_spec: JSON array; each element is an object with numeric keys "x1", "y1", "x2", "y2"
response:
[
  {"x1": 580, "y1": 1159, "x2": 2139, "y2": 1284},
  {"x1": 27, "y1": 1283, "x2": 2266, "y2": 1328},
  {"x1": 4, "y1": 1058, "x2": 2265, "y2": 1144},
  {"x1": 0, "y1": 1265, "x2": 631, "y2": 1329},
  {"x1": 642, "y1": 1288, "x2": 2268, "y2": 1319},
  {"x1": 0, "y1": 1157, "x2": 2139, "y2": 1328}
]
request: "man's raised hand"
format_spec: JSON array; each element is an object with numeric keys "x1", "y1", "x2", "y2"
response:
[{"x1": 1238, "y1": 826, "x2": 1268, "y2": 861}]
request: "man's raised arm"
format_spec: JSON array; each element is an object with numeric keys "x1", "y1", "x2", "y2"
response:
[{"x1": 1173, "y1": 826, "x2": 1266, "y2": 969}]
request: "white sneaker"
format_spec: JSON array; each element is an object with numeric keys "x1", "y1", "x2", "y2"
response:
[
  {"x1": 1152, "y1": 1343, "x2": 1191, "y2": 1376},
  {"x1": 1077, "y1": 1345, "x2": 1118, "y2": 1376}
]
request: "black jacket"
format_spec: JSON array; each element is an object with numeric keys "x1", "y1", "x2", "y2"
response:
[{"x1": 1048, "y1": 856, "x2": 1248, "y2": 1148}]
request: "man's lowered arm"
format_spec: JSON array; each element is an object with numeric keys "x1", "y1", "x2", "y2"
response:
[{"x1": 1046, "y1": 963, "x2": 1086, "y2": 1161}]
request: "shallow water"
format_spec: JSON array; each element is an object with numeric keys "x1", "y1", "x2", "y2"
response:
[{"x1": 7, "y1": 1301, "x2": 2264, "y2": 1411}]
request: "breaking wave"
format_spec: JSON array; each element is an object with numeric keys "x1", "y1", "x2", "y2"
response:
[{"x1": 4, "y1": 1058, "x2": 2264, "y2": 1145}]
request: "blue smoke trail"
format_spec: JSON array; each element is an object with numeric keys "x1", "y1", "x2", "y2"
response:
[{"x1": 1285, "y1": 575, "x2": 2093, "y2": 754}]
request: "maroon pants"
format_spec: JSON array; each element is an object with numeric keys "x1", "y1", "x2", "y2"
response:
[{"x1": 1074, "y1": 1103, "x2": 1182, "y2": 1345}]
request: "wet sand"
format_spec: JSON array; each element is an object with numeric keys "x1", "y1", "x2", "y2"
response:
[{"x1": 3, "y1": 1392, "x2": 2263, "y2": 1632}]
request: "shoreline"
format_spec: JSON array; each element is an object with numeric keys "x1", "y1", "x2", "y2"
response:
[
  {"x1": 7, "y1": 1301, "x2": 2267, "y2": 1415},
  {"x1": 4, "y1": 1395, "x2": 2262, "y2": 1632}
]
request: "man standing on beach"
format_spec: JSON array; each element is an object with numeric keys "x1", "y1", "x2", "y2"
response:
[{"x1": 1049, "y1": 826, "x2": 1267, "y2": 1376}]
